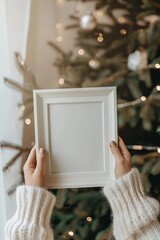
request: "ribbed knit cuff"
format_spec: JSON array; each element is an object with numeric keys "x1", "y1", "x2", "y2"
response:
[
  {"x1": 5, "y1": 186, "x2": 56, "y2": 240},
  {"x1": 103, "y1": 168, "x2": 160, "y2": 239},
  {"x1": 16, "y1": 186, "x2": 56, "y2": 225}
]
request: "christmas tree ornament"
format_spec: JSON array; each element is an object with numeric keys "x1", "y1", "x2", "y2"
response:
[
  {"x1": 127, "y1": 49, "x2": 148, "y2": 71},
  {"x1": 80, "y1": 13, "x2": 97, "y2": 31}
]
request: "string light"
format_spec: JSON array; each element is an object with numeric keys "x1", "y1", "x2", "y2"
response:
[
  {"x1": 21, "y1": 105, "x2": 25, "y2": 111},
  {"x1": 56, "y1": 35, "x2": 63, "y2": 42},
  {"x1": 96, "y1": 10, "x2": 103, "y2": 17},
  {"x1": 120, "y1": 29, "x2": 127, "y2": 35},
  {"x1": 155, "y1": 63, "x2": 160, "y2": 69},
  {"x1": 118, "y1": 85, "x2": 160, "y2": 109},
  {"x1": 56, "y1": 0, "x2": 64, "y2": 3},
  {"x1": 68, "y1": 231, "x2": 74, "y2": 236},
  {"x1": 148, "y1": 63, "x2": 160, "y2": 69},
  {"x1": 25, "y1": 118, "x2": 31, "y2": 125},
  {"x1": 59, "y1": 78, "x2": 65, "y2": 85},
  {"x1": 156, "y1": 85, "x2": 160, "y2": 91},
  {"x1": 78, "y1": 48, "x2": 85, "y2": 55},
  {"x1": 118, "y1": 17, "x2": 126, "y2": 24},
  {"x1": 97, "y1": 33, "x2": 104, "y2": 43},
  {"x1": 86, "y1": 216, "x2": 92, "y2": 222},
  {"x1": 89, "y1": 60, "x2": 96, "y2": 67},
  {"x1": 127, "y1": 145, "x2": 160, "y2": 152},
  {"x1": 141, "y1": 96, "x2": 146, "y2": 102},
  {"x1": 56, "y1": 22, "x2": 62, "y2": 29}
]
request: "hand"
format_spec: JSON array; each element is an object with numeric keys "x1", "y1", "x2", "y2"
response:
[
  {"x1": 23, "y1": 146, "x2": 47, "y2": 188},
  {"x1": 110, "y1": 137, "x2": 132, "y2": 179}
]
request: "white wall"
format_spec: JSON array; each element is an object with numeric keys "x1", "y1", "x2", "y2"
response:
[{"x1": 0, "y1": 0, "x2": 31, "y2": 238}]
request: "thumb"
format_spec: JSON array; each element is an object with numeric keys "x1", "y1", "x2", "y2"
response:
[
  {"x1": 110, "y1": 141, "x2": 124, "y2": 163},
  {"x1": 36, "y1": 148, "x2": 46, "y2": 172}
]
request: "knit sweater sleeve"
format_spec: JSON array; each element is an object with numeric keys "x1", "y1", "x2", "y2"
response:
[
  {"x1": 5, "y1": 186, "x2": 56, "y2": 240},
  {"x1": 103, "y1": 168, "x2": 160, "y2": 240}
]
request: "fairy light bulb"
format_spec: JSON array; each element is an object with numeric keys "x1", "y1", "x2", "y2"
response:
[
  {"x1": 56, "y1": 0, "x2": 64, "y2": 4},
  {"x1": 21, "y1": 105, "x2": 25, "y2": 111},
  {"x1": 56, "y1": 35, "x2": 63, "y2": 42},
  {"x1": 89, "y1": 60, "x2": 96, "y2": 67},
  {"x1": 97, "y1": 33, "x2": 104, "y2": 42},
  {"x1": 78, "y1": 48, "x2": 85, "y2": 55},
  {"x1": 86, "y1": 216, "x2": 92, "y2": 222},
  {"x1": 25, "y1": 118, "x2": 31, "y2": 125},
  {"x1": 56, "y1": 22, "x2": 62, "y2": 29},
  {"x1": 132, "y1": 145, "x2": 143, "y2": 150},
  {"x1": 155, "y1": 63, "x2": 160, "y2": 69},
  {"x1": 68, "y1": 231, "x2": 74, "y2": 236},
  {"x1": 59, "y1": 78, "x2": 65, "y2": 85},
  {"x1": 118, "y1": 17, "x2": 126, "y2": 24},
  {"x1": 156, "y1": 85, "x2": 160, "y2": 91},
  {"x1": 120, "y1": 29, "x2": 127, "y2": 35},
  {"x1": 96, "y1": 10, "x2": 103, "y2": 17},
  {"x1": 157, "y1": 147, "x2": 160, "y2": 153},
  {"x1": 141, "y1": 96, "x2": 146, "y2": 102}
]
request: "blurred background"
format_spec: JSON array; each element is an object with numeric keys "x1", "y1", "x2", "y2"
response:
[{"x1": 0, "y1": 0, "x2": 160, "y2": 239}]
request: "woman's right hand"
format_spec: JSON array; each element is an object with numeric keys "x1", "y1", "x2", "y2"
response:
[
  {"x1": 23, "y1": 146, "x2": 47, "y2": 188},
  {"x1": 109, "y1": 136, "x2": 132, "y2": 179}
]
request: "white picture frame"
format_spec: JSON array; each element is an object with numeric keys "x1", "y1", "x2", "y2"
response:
[{"x1": 33, "y1": 87, "x2": 117, "y2": 189}]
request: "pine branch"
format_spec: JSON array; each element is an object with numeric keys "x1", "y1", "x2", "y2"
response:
[
  {"x1": 18, "y1": 98, "x2": 33, "y2": 108},
  {"x1": 69, "y1": 15, "x2": 79, "y2": 20},
  {"x1": 0, "y1": 141, "x2": 30, "y2": 152},
  {"x1": 48, "y1": 41, "x2": 66, "y2": 56},
  {"x1": 15, "y1": 52, "x2": 38, "y2": 89},
  {"x1": 7, "y1": 179, "x2": 24, "y2": 195},
  {"x1": 4, "y1": 77, "x2": 32, "y2": 94},
  {"x1": 3, "y1": 151, "x2": 23, "y2": 172},
  {"x1": 65, "y1": 24, "x2": 79, "y2": 30},
  {"x1": 19, "y1": 106, "x2": 33, "y2": 120},
  {"x1": 82, "y1": 70, "x2": 127, "y2": 87}
]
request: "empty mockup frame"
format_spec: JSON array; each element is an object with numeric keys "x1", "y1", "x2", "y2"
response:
[{"x1": 33, "y1": 87, "x2": 117, "y2": 189}]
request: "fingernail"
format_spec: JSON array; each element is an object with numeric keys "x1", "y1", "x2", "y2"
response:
[
  {"x1": 110, "y1": 141, "x2": 116, "y2": 147},
  {"x1": 40, "y1": 148, "x2": 45, "y2": 154}
]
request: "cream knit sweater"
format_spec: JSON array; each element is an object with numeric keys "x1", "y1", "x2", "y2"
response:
[{"x1": 5, "y1": 168, "x2": 160, "y2": 240}]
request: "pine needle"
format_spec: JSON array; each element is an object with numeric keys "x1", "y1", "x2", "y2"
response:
[
  {"x1": 3, "y1": 151, "x2": 23, "y2": 172},
  {"x1": 0, "y1": 141, "x2": 30, "y2": 152},
  {"x1": 15, "y1": 52, "x2": 38, "y2": 89},
  {"x1": 4, "y1": 77, "x2": 32, "y2": 94},
  {"x1": 48, "y1": 41, "x2": 66, "y2": 56}
]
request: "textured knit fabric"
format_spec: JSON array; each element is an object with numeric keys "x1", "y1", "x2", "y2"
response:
[
  {"x1": 5, "y1": 186, "x2": 56, "y2": 240},
  {"x1": 103, "y1": 168, "x2": 160, "y2": 240},
  {"x1": 5, "y1": 169, "x2": 160, "y2": 240}
]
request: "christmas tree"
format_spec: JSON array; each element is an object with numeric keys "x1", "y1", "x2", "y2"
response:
[{"x1": 1, "y1": 0, "x2": 160, "y2": 239}]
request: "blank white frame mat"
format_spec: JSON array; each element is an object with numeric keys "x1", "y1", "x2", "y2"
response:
[{"x1": 33, "y1": 87, "x2": 117, "y2": 189}]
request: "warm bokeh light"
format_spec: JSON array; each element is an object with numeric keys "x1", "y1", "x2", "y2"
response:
[
  {"x1": 56, "y1": 35, "x2": 63, "y2": 42},
  {"x1": 155, "y1": 63, "x2": 160, "y2": 69},
  {"x1": 141, "y1": 96, "x2": 146, "y2": 102},
  {"x1": 56, "y1": 22, "x2": 62, "y2": 29},
  {"x1": 156, "y1": 85, "x2": 160, "y2": 91},
  {"x1": 68, "y1": 231, "x2": 74, "y2": 236},
  {"x1": 97, "y1": 33, "x2": 104, "y2": 42},
  {"x1": 86, "y1": 216, "x2": 92, "y2": 222},
  {"x1": 21, "y1": 105, "x2": 25, "y2": 111},
  {"x1": 78, "y1": 48, "x2": 85, "y2": 55},
  {"x1": 59, "y1": 78, "x2": 65, "y2": 85},
  {"x1": 120, "y1": 29, "x2": 127, "y2": 35},
  {"x1": 25, "y1": 118, "x2": 31, "y2": 125}
]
